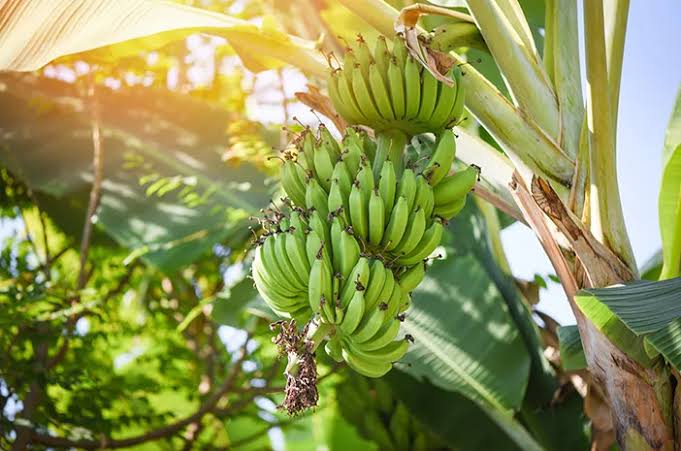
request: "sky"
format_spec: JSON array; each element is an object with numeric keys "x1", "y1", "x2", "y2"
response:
[{"x1": 503, "y1": 0, "x2": 681, "y2": 325}]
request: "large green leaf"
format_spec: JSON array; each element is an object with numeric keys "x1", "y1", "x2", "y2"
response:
[
  {"x1": 575, "y1": 278, "x2": 681, "y2": 370},
  {"x1": 282, "y1": 389, "x2": 377, "y2": 451},
  {"x1": 578, "y1": 278, "x2": 681, "y2": 335},
  {"x1": 557, "y1": 325, "x2": 587, "y2": 371},
  {"x1": 400, "y1": 228, "x2": 530, "y2": 412},
  {"x1": 0, "y1": 0, "x2": 326, "y2": 76},
  {"x1": 446, "y1": 202, "x2": 590, "y2": 451},
  {"x1": 0, "y1": 73, "x2": 270, "y2": 272},
  {"x1": 659, "y1": 85, "x2": 681, "y2": 279},
  {"x1": 387, "y1": 370, "x2": 531, "y2": 451}
]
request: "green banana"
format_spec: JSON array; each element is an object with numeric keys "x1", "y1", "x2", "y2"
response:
[
  {"x1": 428, "y1": 69, "x2": 457, "y2": 128},
  {"x1": 368, "y1": 189, "x2": 385, "y2": 246},
  {"x1": 348, "y1": 181, "x2": 368, "y2": 241},
  {"x1": 340, "y1": 289, "x2": 365, "y2": 335},
  {"x1": 337, "y1": 69, "x2": 367, "y2": 124},
  {"x1": 306, "y1": 230, "x2": 331, "y2": 270},
  {"x1": 308, "y1": 255, "x2": 331, "y2": 314},
  {"x1": 355, "y1": 36, "x2": 373, "y2": 80},
  {"x1": 305, "y1": 178, "x2": 329, "y2": 220},
  {"x1": 340, "y1": 257, "x2": 370, "y2": 307},
  {"x1": 342, "y1": 139, "x2": 362, "y2": 176},
  {"x1": 433, "y1": 195, "x2": 466, "y2": 219},
  {"x1": 351, "y1": 65, "x2": 381, "y2": 123},
  {"x1": 393, "y1": 207, "x2": 426, "y2": 257},
  {"x1": 414, "y1": 175, "x2": 435, "y2": 219},
  {"x1": 417, "y1": 69, "x2": 438, "y2": 124},
  {"x1": 364, "y1": 259, "x2": 387, "y2": 310},
  {"x1": 446, "y1": 66, "x2": 466, "y2": 127},
  {"x1": 378, "y1": 160, "x2": 396, "y2": 220},
  {"x1": 397, "y1": 220, "x2": 444, "y2": 266},
  {"x1": 352, "y1": 337, "x2": 409, "y2": 364},
  {"x1": 369, "y1": 63, "x2": 395, "y2": 120},
  {"x1": 398, "y1": 291, "x2": 411, "y2": 313},
  {"x1": 253, "y1": 248, "x2": 305, "y2": 306},
  {"x1": 328, "y1": 70, "x2": 360, "y2": 124},
  {"x1": 330, "y1": 216, "x2": 344, "y2": 271},
  {"x1": 382, "y1": 196, "x2": 409, "y2": 251},
  {"x1": 356, "y1": 161, "x2": 375, "y2": 192},
  {"x1": 319, "y1": 124, "x2": 341, "y2": 160},
  {"x1": 289, "y1": 210, "x2": 306, "y2": 233},
  {"x1": 371, "y1": 132, "x2": 390, "y2": 180},
  {"x1": 263, "y1": 235, "x2": 299, "y2": 293},
  {"x1": 383, "y1": 280, "x2": 403, "y2": 322},
  {"x1": 327, "y1": 179, "x2": 348, "y2": 223},
  {"x1": 280, "y1": 232, "x2": 309, "y2": 286},
  {"x1": 299, "y1": 130, "x2": 316, "y2": 172},
  {"x1": 396, "y1": 167, "x2": 417, "y2": 212},
  {"x1": 404, "y1": 56, "x2": 421, "y2": 118},
  {"x1": 362, "y1": 411, "x2": 395, "y2": 449},
  {"x1": 342, "y1": 345, "x2": 393, "y2": 378},
  {"x1": 352, "y1": 305, "x2": 386, "y2": 343},
  {"x1": 313, "y1": 142, "x2": 335, "y2": 191},
  {"x1": 325, "y1": 336, "x2": 344, "y2": 362},
  {"x1": 251, "y1": 267, "x2": 306, "y2": 317},
  {"x1": 339, "y1": 227, "x2": 361, "y2": 281},
  {"x1": 392, "y1": 36, "x2": 408, "y2": 68},
  {"x1": 356, "y1": 319, "x2": 401, "y2": 352},
  {"x1": 373, "y1": 268, "x2": 395, "y2": 313},
  {"x1": 332, "y1": 159, "x2": 353, "y2": 197},
  {"x1": 373, "y1": 36, "x2": 391, "y2": 82},
  {"x1": 308, "y1": 210, "x2": 330, "y2": 253},
  {"x1": 281, "y1": 160, "x2": 306, "y2": 207},
  {"x1": 387, "y1": 58, "x2": 406, "y2": 119},
  {"x1": 424, "y1": 129, "x2": 456, "y2": 186},
  {"x1": 433, "y1": 165, "x2": 479, "y2": 205},
  {"x1": 398, "y1": 261, "x2": 427, "y2": 292}
]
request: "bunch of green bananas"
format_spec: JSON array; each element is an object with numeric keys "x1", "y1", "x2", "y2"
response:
[
  {"x1": 252, "y1": 124, "x2": 477, "y2": 378},
  {"x1": 328, "y1": 35, "x2": 465, "y2": 136},
  {"x1": 336, "y1": 373, "x2": 443, "y2": 450}
]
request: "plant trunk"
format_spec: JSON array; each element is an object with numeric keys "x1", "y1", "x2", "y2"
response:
[
  {"x1": 511, "y1": 174, "x2": 676, "y2": 450},
  {"x1": 577, "y1": 318, "x2": 674, "y2": 450}
]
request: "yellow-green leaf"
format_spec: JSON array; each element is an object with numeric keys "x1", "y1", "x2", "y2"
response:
[
  {"x1": 0, "y1": 0, "x2": 327, "y2": 76},
  {"x1": 659, "y1": 85, "x2": 681, "y2": 279}
]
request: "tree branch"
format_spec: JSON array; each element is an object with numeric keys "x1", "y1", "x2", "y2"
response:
[
  {"x1": 225, "y1": 416, "x2": 305, "y2": 449},
  {"x1": 77, "y1": 72, "x2": 104, "y2": 290},
  {"x1": 29, "y1": 336, "x2": 252, "y2": 449}
]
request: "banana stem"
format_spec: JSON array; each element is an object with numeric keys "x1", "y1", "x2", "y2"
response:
[
  {"x1": 285, "y1": 320, "x2": 333, "y2": 377},
  {"x1": 375, "y1": 129, "x2": 409, "y2": 177},
  {"x1": 307, "y1": 320, "x2": 333, "y2": 352}
]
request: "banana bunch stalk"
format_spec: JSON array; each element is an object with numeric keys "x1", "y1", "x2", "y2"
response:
[
  {"x1": 328, "y1": 35, "x2": 465, "y2": 136},
  {"x1": 252, "y1": 125, "x2": 477, "y2": 381},
  {"x1": 336, "y1": 373, "x2": 443, "y2": 450}
]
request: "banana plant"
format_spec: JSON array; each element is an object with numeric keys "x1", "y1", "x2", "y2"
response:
[
  {"x1": 2, "y1": 0, "x2": 680, "y2": 449},
  {"x1": 333, "y1": 0, "x2": 681, "y2": 448}
]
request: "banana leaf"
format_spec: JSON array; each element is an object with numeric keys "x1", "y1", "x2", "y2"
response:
[{"x1": 0, "y1": 73, "x2": 270, "y2": 272}]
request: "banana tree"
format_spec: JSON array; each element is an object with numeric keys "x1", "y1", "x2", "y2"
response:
[
  {"x1": 1, "y1": 0, "x2": 680, "y2": 449},
  {"x1": 327, "y1": 0, "x2": 679, "y2": 448}
]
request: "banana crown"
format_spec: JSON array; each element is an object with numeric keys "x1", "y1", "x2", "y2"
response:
[
  {"x1": 254, "y1": 124, "x2": 478, "y2": 380},
  {"x1": 328, "y1": 34, "x2": 465, "y2": 136}
]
